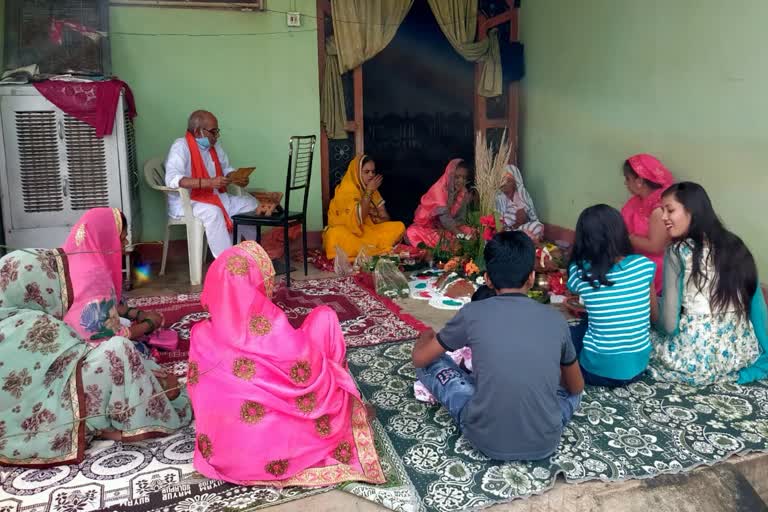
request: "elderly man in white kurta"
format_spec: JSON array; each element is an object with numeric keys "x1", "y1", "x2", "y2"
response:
[{"x1": 164, "y1": 110, "x2": 259, "y2": 258}]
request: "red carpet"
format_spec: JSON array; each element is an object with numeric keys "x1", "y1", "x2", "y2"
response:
[
  {"x1": 125, "y1": 292, "x2": 203, "y2": 325},
  {"x1": 130, "y1": 276, "x2": 428, "y2": 375}
]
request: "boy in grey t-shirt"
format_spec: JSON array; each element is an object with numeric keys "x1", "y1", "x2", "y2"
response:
[{"x1": 412, "y1": 231, "x2": 584, "y2": 461}]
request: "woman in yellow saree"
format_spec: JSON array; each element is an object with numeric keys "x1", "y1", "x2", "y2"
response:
[{"x1": 323, "y1": 155, "x2": 405, "y2": 260}]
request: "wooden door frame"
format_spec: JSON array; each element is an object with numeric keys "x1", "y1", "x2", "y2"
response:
[
  {"x1": 317, "y1": 0, "x2": 520, "y2": 215},
  {"x1": 316, "y1": 0, "x2": 364, "y2": 223},
  {"x1": 475, "y1": 0, "x2": 520, "y2": 164}
]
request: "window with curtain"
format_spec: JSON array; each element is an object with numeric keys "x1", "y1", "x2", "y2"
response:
[{"x1": 3, "y1": 0, "x2": 110, "y2": 75}]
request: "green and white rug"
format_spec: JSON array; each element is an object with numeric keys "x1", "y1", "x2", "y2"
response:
[
  {"x1": 19, "y1": 340, "x2": 765, "y2": 512},
  {"x1": 344, "y1": 341, "x2": 768, "y2": 512}
]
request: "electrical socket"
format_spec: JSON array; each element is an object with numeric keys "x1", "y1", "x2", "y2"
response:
[{"x1": 287, "y1": 12, "x2": 301, "y2": 27}]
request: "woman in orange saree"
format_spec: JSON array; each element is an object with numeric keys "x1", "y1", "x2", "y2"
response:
[
  {"x1": 323, "y1": 155, "x2": 405, "y2": 260},
  {"x1": 188, "y1": 241, "x2": 384, "y2": 485}
]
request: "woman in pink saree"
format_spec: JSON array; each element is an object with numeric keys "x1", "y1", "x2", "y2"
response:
[
  {"x1": 621, "y1": 154, "x2": 675, "y2": 294},
  {"x1": 63, "y1": 208, "x2": 165, "y2": 342},
  {"x1": 407, "y1": 158, "x2": 473, "y2": 248},
  {"x1": 188, "y1": 241, "x2": 384, "y2": 486}
]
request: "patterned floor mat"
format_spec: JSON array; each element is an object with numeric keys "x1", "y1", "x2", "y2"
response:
[
  {"x1": 0, "y1": 426, "x2": 330, "y2": 512},
  {"x1": 345, "y1": 341, "x2": 768, "y2": 512},
  {"x1": 158, "y1": 276, "x2": 426, "y2": 376},
  {"x1": 125, "y1": 293, "x2": 203, "y2": 325}
]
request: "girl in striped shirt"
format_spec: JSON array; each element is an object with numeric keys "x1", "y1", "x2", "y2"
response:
[{"x1": 567, "y1": 204, "x2": 658, "y2": 386}]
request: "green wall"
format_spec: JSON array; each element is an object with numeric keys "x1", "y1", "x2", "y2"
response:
[
  {"x1": 0, "y1": 0, "x2": 4, "y2": 68},
  {"x1": 109, "y1": 1, "x2": 321, "y2": 242},
  {"x1": 520, "y1": 0, "x2": 768, "y2": 275}
]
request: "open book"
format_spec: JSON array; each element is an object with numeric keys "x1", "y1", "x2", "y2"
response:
[{"x1": 228, "y1": 166, "x2": 256, "y2": 184}]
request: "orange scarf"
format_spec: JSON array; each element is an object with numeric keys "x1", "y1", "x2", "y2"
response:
[{"x1": 185, "y1": 131, "x2": 232, "y2": 231}]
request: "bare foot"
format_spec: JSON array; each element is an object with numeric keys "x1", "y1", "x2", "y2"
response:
[
  {"x1": 365, "y1": 403, "x2": 377, "y2": 422},
  {"x1": 152, "y1": 370, "x2": 181, "y2": 401},
  {"x1": 97, "y1": 429, "x2": 123, "y2": 441}
]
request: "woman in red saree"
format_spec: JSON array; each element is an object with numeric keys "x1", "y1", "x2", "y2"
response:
[
  {"x1": 187, "y1": 241, "x2": 384, "y2": 486},
  {"x1": 621, "y1": 154, "x2": 675, "y2": 294},
  {"x1": 407, "y1": 158, "x2": 473, "y2": 248}
]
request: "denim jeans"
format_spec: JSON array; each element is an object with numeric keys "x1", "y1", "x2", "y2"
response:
[
  {"x1": 416, "y1": 354, "x2": 582, "y2": 428},
  {"x1": 416, "y1": 354, "x2": 476, "y2": 425}
]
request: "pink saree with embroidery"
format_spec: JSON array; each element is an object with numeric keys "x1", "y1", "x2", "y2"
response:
[
  {"x1": 62, "y1": 207, "x2": 129, "y2": 342},
  {"x1": 188, "y1": 241, "x2": 384, "y2": 486}
]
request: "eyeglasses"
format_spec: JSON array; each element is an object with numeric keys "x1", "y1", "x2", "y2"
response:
[{"x1": 203, "y1": 128, "x2": 221, "y2": 137}]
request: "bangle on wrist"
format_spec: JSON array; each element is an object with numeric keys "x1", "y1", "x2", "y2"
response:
[
  {"x1": 142, "y1": 318, "x2": 156, "y2": 333},
  {"x1": 126, "y1": 307, "x2": 138, "y2": 320}
]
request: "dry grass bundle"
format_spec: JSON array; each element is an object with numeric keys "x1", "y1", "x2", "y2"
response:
[{"x1": 474, "y1": 130, "x2": 511, "y2": 218}]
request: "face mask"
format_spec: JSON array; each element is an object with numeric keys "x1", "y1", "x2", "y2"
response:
[{"x1": 196, "y1": 136, "x2": 211, "y2": 150}]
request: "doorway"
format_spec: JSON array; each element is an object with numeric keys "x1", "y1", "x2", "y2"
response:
[
  {"x1": 316, "y1": 0, "x2": 522, "y2": 221},
  {"x1": 364, "y1": 0, "x2": 474, "y2": 225}
]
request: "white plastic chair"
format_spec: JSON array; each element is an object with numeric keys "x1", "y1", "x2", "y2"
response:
[{"x1": 143, "y1": 157, "x2": 206, "y2": 286}]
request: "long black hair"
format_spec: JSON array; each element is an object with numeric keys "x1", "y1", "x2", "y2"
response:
[
  {"x1": 569, "y1": 204, "x2": 634, "y2": 289},
  {"x1": 119, "y1": 211, "x2": 128, "y2": 233},
  {"x1": 663, "y1": 182, "x2": 756, "y2": 318}
]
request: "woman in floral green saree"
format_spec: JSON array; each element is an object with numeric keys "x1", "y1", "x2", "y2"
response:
[{"x1": 0, "y1": 249, "x2": 191, "y2": 468}]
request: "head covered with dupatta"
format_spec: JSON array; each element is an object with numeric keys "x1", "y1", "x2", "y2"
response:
[
  {"x1": 413, "y1": 158, "x2": 469, "y2": 224},
  {"x1": 0, "y1": 248, "x2": 89, "y2": 466},
  {"x1": 62, "y1": 207, "x2": 126, "y2": 341},
  {"x1": 187, "y1": 241, "x2": 384, "y2": 485},
  {"x1": 326, "y1": 155, "x2": 384, "y2": 235}
]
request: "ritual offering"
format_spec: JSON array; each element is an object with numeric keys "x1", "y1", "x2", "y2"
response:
[
  {"x1": 535, "y1": 242, "x2": 564, "y2": 273},
  {"x1": 565, "y1": 295, "x2": 587, "y2": 316},
  {"x1": 394, "y1": 243, "x2": 428, "y2": 270},
  {"x1": 527, "y1": 289, "x2": 548, "y2": 304},
  {"x1": 436, "y1": 273, "x2": 475, "y2": 300},
  {"x1": 433, "y1": 271, "x2": 476, "y2": 300},
  {"x1": 374, "y1": 258, "x2": 410, "y2": 299},
  {"x1": 547, "y1": 271, "x2": 568, "y2": 295}
]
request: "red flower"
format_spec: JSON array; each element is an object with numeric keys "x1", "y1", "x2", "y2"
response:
[
  {"x1": 479, "y1": 215, "x2": 496, "y2": 228},
  {"x1": 482, "y1": 227, "x2": 495, "y2": 241},
  {"x1": 548, "y1": 273, "x2": 567, "y2": 295}
]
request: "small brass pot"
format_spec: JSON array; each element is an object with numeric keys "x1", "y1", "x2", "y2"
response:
[{"x1": 534, "y1": 273, "x2": 550, "y2": 291}]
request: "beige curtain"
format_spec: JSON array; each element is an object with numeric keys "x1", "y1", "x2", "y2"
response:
[
  {"x1": 321, "y1": 37, "x2": 348, "y2": 140},
  {"x1": 427, "y1": 0, "x2": 502, "y2": 97},
  {"x1": 331, "y1": 0, "x2": 414, "y2": 73}
]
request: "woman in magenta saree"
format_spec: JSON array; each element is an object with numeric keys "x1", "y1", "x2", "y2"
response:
[
  {"x1": 406, "y1": 158, "x2": 473, "y2": 248},
  {"x1": 187, "y1": 241, "x2": 384, "y2": 486},
  {"x1": 621, "y1": 154, "x2": 675, "y2": 294},
  {"x1": 62, "y1": 208, "x2": 164, "y2": 342}
]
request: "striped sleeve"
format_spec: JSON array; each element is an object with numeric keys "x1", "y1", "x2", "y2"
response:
[
  {"x1": 644, "y1": 258, "x2": 657, "y2": 283},
  {"x1": 567, "y1": 263, "x2": 583, "y2": 294}
]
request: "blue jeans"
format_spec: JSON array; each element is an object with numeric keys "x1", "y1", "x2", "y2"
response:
[{"x1": 416, "y1": 354, "x2": 582, "y2": 428}]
